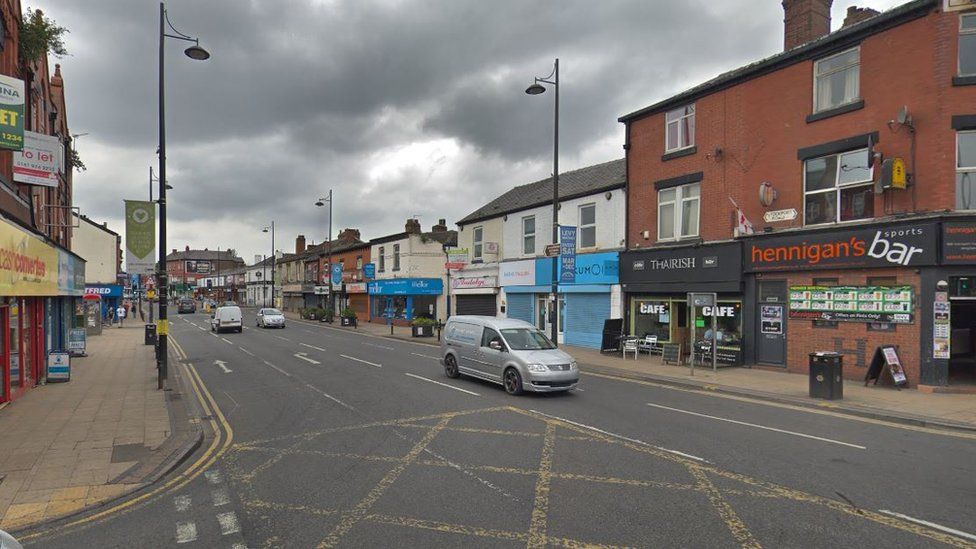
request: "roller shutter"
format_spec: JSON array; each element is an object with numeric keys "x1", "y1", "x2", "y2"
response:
[
  {"x1": 455, "y1": 294, "x2": 497, "y2": 317},
  {"x1": 564, "y1": 293, "x2": 610, "y2": 349},
  {"x1": 506, "y1": 294, "x2": 534, "y2": 324}
]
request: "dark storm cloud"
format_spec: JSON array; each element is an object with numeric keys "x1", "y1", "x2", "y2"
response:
[{"x1": 33, "y1": 0, "x2": 901, "y2": 262}]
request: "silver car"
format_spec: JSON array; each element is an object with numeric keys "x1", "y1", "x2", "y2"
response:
[
  {"x1": 0, "y1": 530, "x2": 23, "y2": 549},
  {"x1": 256, "y1": 308, "x2": 286, "y2": 328},
  {"x1": 441, "y1": 316, "x2": 579, "y2": 395}
]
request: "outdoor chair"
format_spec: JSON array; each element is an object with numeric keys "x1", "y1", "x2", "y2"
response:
[{"x1": 622, "y1": 337, "x2": 639, "y2": 360}]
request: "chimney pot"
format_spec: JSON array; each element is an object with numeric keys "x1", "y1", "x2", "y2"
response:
[
  {"x1": 405, "y1": 218, "x2": 422, "y2": 234},
  {"x1": 782, "y1": 0, "x2": 833, "y2": 51},
  {"x1": 296, "y1": 234, "x2": 306, "y2": 254},
  {"x1": 841, "y1": 5, "x2": 880, "y2": 29}
]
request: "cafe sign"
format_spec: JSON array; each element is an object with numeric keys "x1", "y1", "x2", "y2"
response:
[{"x1": 789, "y1": 285, "x2": 914, "y2": 324}]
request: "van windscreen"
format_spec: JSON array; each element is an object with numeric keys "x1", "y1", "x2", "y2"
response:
[{"x1": 500, "y1": 328, "x2": 556, "y2": 351}]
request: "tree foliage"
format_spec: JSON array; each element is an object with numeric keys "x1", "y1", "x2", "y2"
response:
[
  {"x1": 19, "y1": 8, "x2": 69, "y2": 63},
  {"x1": 68, "y1": 147, "x2": 85, "y2": 172}
]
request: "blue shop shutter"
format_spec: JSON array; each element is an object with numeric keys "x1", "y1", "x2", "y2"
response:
[
  {"x1": 507, "y1": 294, "x2": 534, "y2": 324},
  {"x1": 564, "y1": 293, "x2": 610, "y2": 349}
]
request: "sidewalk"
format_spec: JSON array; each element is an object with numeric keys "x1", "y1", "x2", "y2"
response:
[
  {"x1": 291, "y1": 314, "x2": 976, "y2": 431},
  {"x1": 0, "y1": 325, "x2": 199, "y2": 531}
]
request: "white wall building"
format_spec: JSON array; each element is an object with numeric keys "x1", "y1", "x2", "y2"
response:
[{"x1": 71, "y1": 213, "x2": 120, "y2": 284}]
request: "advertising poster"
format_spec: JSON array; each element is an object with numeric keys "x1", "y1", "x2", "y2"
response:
[
  {"x1": 13, "y1": 131, "x2": 61, "y2": 186},
  {"x1": 760, "y1": 305, "x2": 783, "y2": 334},
  {"x1": 125, "y1": 200, "x2": 156, "y2": 275},
  {"x1": 789, "y1": 285, "x2": 914, "y2": 324},
  {"x1": 933, "y1": 291, "x2": 951, "y2": 359},
  {"x1": 185, "y1": 260, "x2": 212, "y2": 274},
  {"x1": 0, "y1": 74, "x2": 25, "y2": 150},
  {"x1": 559, "y1": 226, "x2": 576, "y2": 284}
]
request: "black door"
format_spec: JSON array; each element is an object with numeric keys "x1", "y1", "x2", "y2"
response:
[
  {"x1": 756, "y1": 281, "x2": 787, "y2": 366},
  {"x1": 455, "y1": 294, "x2": 497, "y2": 317}
]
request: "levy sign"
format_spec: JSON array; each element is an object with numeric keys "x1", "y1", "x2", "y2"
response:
[{"x1": 559, "y1": 226, "x2": 576, "y2": 284}]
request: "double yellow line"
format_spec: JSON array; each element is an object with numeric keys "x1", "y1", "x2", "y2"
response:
[{"x1": 20, "y1": 335, "x2": 234, "y2": 541}]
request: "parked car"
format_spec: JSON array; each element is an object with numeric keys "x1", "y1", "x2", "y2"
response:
[
  {"x1": 256, "y1": 308, "x2": 285, "y2": 328},
  {"x1": 0, "y1": 530, "x2": 23, "y2": 549},
  {"x1": 440, "y1": 316, "x2": 578, "y2": 395},
  {"x1": 177, "y1": 298, "x2": 196, "y2": 314},
  {"x1": 211, "y1": 305, "x2": 243, "y2": 333}
]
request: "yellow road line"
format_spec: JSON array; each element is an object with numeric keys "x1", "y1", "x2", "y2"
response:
[
  {"x1": 527, "y1": 422, "x2": 557, "y2": 549},
  {"x1": 688, "y1": 465, "x2": 762, "y2": 548}
]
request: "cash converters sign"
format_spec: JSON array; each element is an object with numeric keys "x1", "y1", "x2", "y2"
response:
[
  {"x1": 0, "y1": 75, "x2": 25, "y2": 151},
  {"x1": 746, "y1": 222, "x2": 938, "y2": 272},
  {"x1": 0, "y1": 217, "x2": 58, "y2": 295}
]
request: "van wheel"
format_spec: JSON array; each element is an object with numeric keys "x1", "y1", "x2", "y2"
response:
[
  {"x1": 503, "y1": 368, "x2": 523, "y2": 395},
  {"x1": 444, "y1": 355, "x2": 459, "y2": 378}
]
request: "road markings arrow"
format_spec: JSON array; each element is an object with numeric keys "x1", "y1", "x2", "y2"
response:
[
  {"x1": 214, "y1": 360, "x2": 232, "y2": 373},
  {"x1": 294, "y1": 352, "x2": 321, "y2": 365}
]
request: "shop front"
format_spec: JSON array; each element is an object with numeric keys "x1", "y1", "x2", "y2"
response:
[
  {"x1": 345, "y1": 282, "x2": 369, "y2": 320},
  {"x1": 931, "y1": 218, "x2": 976, "y2": 388},
  {"x1": 452, "y1": 263, "x2": 499, "y2": 317},
  {"x1": 621, "y1": 242, "x2": 743, "y2": 363},
  {"x1": 85, "y1": 283, "x2": 123, "y2": 323},
  {"x1": 368, "y1": 278, "x2": 443, "y2": 325}
]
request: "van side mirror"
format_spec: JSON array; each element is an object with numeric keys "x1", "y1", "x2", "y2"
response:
[{"x1": 489, "y1": 340, "x2": 504, "y2": 351}]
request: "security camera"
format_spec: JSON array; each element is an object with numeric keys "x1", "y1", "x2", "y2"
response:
[{"x1": 936, "y1": 280, "x2": 949, "y2": 291}]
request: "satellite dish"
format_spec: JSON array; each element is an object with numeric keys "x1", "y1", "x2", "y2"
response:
[{"x1": 896, "y1": 106, "x2": 910, "y2": 125}]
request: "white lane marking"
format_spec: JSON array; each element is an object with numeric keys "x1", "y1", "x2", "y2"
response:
[
  {"x1": 214, "y1": 360, "x2": 232, "y2": 374},
  {"x1": 217, "y1": 511, "x2": 241, "y2": 535},
  {"x1": 878, "y1": 510, "x2": 976, "y2": 542},
  {"x1": 411, "y1": 352, "x2": 439, "y2": 360},
  {"x1": 529, "y1": 409, "x2": 710, "y2": 463},
  {"x1": 263, "y1": 360, "x2": 292, "y2": 377},
  {"x1": 574, "y1": 388, "x2": 584, "y2": 392},
  {"x1": 404, "y1": 373, "x2": 480, "y2": 396},
  {"x1": 212, "y1": 487, "x2": 230, "y2": 507},
  {"x1": 175, "y1": 521, "x2": 197, "y2": 543},
  {"x1": 210, "y1": 332, "x2": 218, "y2": 338},
  {"x1": 294, "y1": 352, "x2": 321, "y2": 365},
  {"x1": 340, "y1": 354, "x2": 382, "y2": 368},
  {"x1": 363, "y1": 342, "x2": 394, "y2": 350},
  {"x1": 275, "y1": 335, "x2": 290, "y2": 342},
  {"x1": 197, "y1": 326, "x2": 206, "y2": 331},
  {"x1": 239, "y1": 347, "x2": 255, "y2": 356},
  {"x1": 300, "y1": 342, "x2": 326, "y2": 352},
  {"x1": 303, "y1": 382, "x2": 355, "y2": 410},
  {"x1": 204, "y1": 469, "x2": 223, "y2": 484},
  {"x1": 221, "y1": 337, "x2": 233, "y2": 344},
  {"x1": 646, "y1": 402, "x2": 867, "y2": 450},
  {"x1": 173, "y1": 495, "x2": 191, "y2": 512},
  {"x1": 232, "y1": 544, "x2": 248, "y2": 549}
]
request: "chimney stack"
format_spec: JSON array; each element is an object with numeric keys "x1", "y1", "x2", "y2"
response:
[
  {"x1": 338, "y1": 228, "x2": 361, "y2": 241},
  {"x1": 432, "y1": 218, "x2": 447, "y2": 233},
  {"x1": 405, "y1": 218, "x2": 422, "y2": 234},
  {"x1": 254, "y1": 254, "x2": 263, "y2": 265},
  {"x1": 172, "y1": 248, "x2": 177, "y2": 254},
  {"x1": 782, "y1": 0, "x2": 833, "y2": 51},
  {"x1": 841, "y1": 5, "x2": 879, "y2": 28},
  {"x1": 185, "y1": 245, "x2": 190, "y2": 252},
  {"x1": 296, "y1": 234, "x2": 306, "y2": 254}
]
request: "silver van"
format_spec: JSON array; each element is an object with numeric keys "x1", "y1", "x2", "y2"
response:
[{"x1": 441, "y1": 316, "x2": 579, "y2": 395}]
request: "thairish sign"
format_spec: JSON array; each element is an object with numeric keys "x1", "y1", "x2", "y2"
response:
[{"x1": 746, "y1": 222, "x2": 938, "y2": 271}]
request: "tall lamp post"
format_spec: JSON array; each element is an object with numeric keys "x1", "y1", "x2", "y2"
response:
[
  {"x1": 262, "y1": 221, "x2": 275, "y2": 307},
  {"x1": 315, "y1": 191, "x2": 334, "y2": 316},
  {"x1": 157, "y1": 2, "x2": 210, "y2": 389},
  {"x1": 526, "y1": 58, "x2": 559, "y2": 347},
  {"x1": 148, "y1": 166, "x2": 172, "y2": 323}
]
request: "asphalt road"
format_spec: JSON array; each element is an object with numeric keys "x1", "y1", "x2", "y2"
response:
[{"x1": 21, "y1": 310, "x2": 976, "y2": 548}]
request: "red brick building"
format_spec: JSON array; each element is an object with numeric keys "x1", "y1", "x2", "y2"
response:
[
  {"x1": 619, "y1": 0, "x2": 976, "y2": 390},
  {"x1": 314, "y1": 229, "x2": 370, "y2": 320},
  {"x1": 165, "y1": 246, "x2": 245, "y2": 298}
]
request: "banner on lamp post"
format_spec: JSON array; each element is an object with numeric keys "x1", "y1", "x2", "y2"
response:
[
  {"x1": 124, "y1": 200, "x2": 156, "y2": 275},
  {"x1": 559, "y1": 226, "x2": 577, "y2": 284},
  {"x1": 0, "y1": 74, "x2": 25, "y2": 151}
]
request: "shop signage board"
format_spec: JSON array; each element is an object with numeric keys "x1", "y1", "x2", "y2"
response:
[
  {"x1": 789, "y1": 285, "x2": 914, "y2": 324},
  {"x1": 185, "y1": 260, "x2": 212, "y2": 274},
  {"x1": 620, "y1": 242, "x2": 741, "y2": 292},
  {"x1": 444, "y1": 262, "x2": 466, "y2": 270},
  {"x1": 535, "y1": 252, "x2": 619, "y2": 285},
  {"x1": 67, "y1": 328, "x2": 87, "y2": 356},
  {"x1": 933, "y1": 291, "x2": 951, "y2": 359},
  {"x1": 746, "y1": 221, "x2": 938, "y2": 272},
  {"x1": 363, "y1": 263, "x2": 376, "y2": 280},
  {"x1": 58, "y1": 249, "x2": 85, "y2": 297},
  {"x1": 125, "y1": 200, "x2": 157, "y2": 275},
  {"x1": 13, "y1": 131, "x2": 61, "y2": 186},
  {"x1": 331, "y1": 264, "x2": 343, "y2": 285},
  {"x1": 942, "y1": 222, "x2": 976, "y2": 264},
  {"x1": 0, "y1": 216, "x2": 59, "y2": 295},
  {"x1": 345, "y1": 282, "x2": 367, "y2": 293},
  {"x1": 313, "y1": 285, "x2": 329, "y2": 295},
  {"x1": 763, "y1": 208, "x2": 797, "y2": 223},
  {"x1": 47, "y1": 351, "x2": 70, "y2": 382},
  {"x1": 0, "y1": 74, "x2": 25, "y2": 150},
  {"x1": 452, "y1": 276, "x2": 497, "y2": 290},
  {"x1": 446, "y1": 248, "x2": 469, "y2": 265},
  {"x1": 559, "y1": 226, "x2": 576, "y2": 284},
  {"x1": 499, "y1": 259, "x2": 535, "y2": 286},
  {"x1": 865, "y1": 345, "x2": 908, "y2": 387},
  {"x1": 367, "y1": 278, "x2": 443, "y2": 296},
  {"x1": 85, "y1": 284, "x2": 123, "y2": 298}
]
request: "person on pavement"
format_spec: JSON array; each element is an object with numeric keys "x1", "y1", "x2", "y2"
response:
[{"x1": 116, "y1": 305, "x2": 125, "y2": 327}]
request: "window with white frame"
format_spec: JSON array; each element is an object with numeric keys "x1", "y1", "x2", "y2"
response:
[
  {"x1": 961, "y1": 15, "x2": 976, "y2": 77},
  {"x1": 657, "y1": 183, "x2": 700, "y2": 241},
  {"x1": 578, "y1": 203, "x2": 596, "y2": 248},
  {"x1": 356, "y1": 255, "x2": 362, "y2": 269},
  {"x1": 473, "y1": 226, "x2": 484, "y2": 261},
  {"x1": 958, "y1": 132, "x2": 976, "y2": 210},
  {"x1": 378, "y1": 246, "x2": 385, "y2": 272},
  {"x1": 665, "y1": 104, "x2": 695, "y2": 152},
  {"x1": 522, "y1": 216, "x2": 536, "y2": 255},
  {"x1": 804, "y1": 148, "x2": 874, "y2": 225},
  {"x1": 393, "y1": 243, "x2": 401, "y2": 271},
  {"x1": 813, "y1": 47, "x2": 860, "y2": 113}
]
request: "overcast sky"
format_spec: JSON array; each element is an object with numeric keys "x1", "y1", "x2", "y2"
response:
[{"x1": 34, "y1": 0, "x2": 902, "y2": 266}]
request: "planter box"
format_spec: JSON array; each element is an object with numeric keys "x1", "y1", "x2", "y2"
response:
[
  {"x1": 341, "y1": 317, "x2": 357, "y2": 327},
  {"x1": 411, "y1": 325, "x2": 434, "y2": 337}
]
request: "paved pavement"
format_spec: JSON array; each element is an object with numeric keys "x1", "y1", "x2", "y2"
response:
[
  {"x1": 17, "y1": 310, "x2": 976, "y2": 548},
  {"x1": 0, "y1": 325, "x2": 197, "y2": 532}
]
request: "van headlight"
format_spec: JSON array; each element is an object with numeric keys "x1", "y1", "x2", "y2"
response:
[{"x1": 526, "y1": 363, "x2": 547, "y2": 373}]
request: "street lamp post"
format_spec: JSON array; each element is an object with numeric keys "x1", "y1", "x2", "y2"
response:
[
  {"x1": 262, "y1": 222, "x2": 275, "y2": 308},
  {"x1": 157, "y1": 2, "x2": 209, "y2": 389},
  {"x1": 148, "y1": 166, "x2": 173, "y2": 323},
  {"x1": 316, "y1": 191, "x2": 334, "y2": 317},
  {"x1": 526, "y1": 58, "x2": 559, "y2": 347}
]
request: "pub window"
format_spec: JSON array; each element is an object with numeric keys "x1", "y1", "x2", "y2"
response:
[
  {"x1": 658, "y1": 182, "x2": 700, "y2": 241},
  {"x1": 866, "y1": 276, "x2": 897, "y2": 332},
  {"x1": 473, "y1": 226, "x2": 484, "y2": 261},
  {"x1": 958, "y1": 131, "x2": 976, "y2": 210},
  {"x1": 960, "y1": 14, "x2": 976, "y2": 77},
  {"x1": 804, "y1": 147, "x2": 874, "y2": 225},
  {"x1": 393, "y1": 244, "x2": 401, "y2": 271},
  {"x1": 813, "y1": 47, "x2": 860, "y2": 113},
  {"x1": 812, "y1": 277, "x2": 839, "y2": 328},
  {"x1": 578, "y1": 203, "x2": 596, "y2": 248},
  {"x1": 378, "y1": 246, "x2": 385, "y2": 272},
  {"x1": 522, "y1": 215, "x2": 536, "y2": 255}
]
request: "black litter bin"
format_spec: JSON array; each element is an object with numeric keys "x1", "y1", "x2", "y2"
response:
[
  {"x1": 809, "y1": 352, "x2": 843, "y2": 400},
  {"x1": 144, "y1": 323, "x2": 157, "y2": 346}
]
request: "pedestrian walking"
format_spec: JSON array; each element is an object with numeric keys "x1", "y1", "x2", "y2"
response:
[{"x1": 116, "y1": 304, "x2": 126, "y2": 327}]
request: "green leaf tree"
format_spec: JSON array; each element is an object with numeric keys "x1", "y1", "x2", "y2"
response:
[{"x1": 19, "y1": 8, "x2": 69, "y2": 63}]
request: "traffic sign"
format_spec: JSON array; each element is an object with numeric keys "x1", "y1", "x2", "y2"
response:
[{"x1": 544, "y1": 244, "x2": 560, "y2": 257}]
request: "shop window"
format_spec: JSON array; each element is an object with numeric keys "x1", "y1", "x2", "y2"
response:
[
  {"x1": 522, "y1": 216, "x2": 536, "y2": 255},
  {"x1": 813, "y1": 47, "x2": 860, "y2": 113},
  {"x1": 393, "y1": 244, "x2": 400, "y2": 271},
  {"x1": 658, "y1": 182, "x2": 700, "y2": 241},
  {"x1": 411, "y1": 295, "x2": 436, "y2": 320},
  {"x1": 578, "y1": 204, "x2": 596, "y2": 248},
  {"x1": 804, "y1": 148, "x2": 874, "y2": 225},
  {"x1": 812, "y1": 278, "x2": 838, "y2": 328},
  {"x1": 960, "y1": 14, "x2": 976, "y2": 77},
  {"x1": 9, "y1": 301, "x2": 18, "y2": 388},
  {"x1": 631, "y1": 299, "x2": 672, "y2": 342},
  {"x1": 958, "y1": 131, "x2": 976, "y2": 210},
  {"x1": 665, "y1": 104, "x2": 695, "y2": 153},
  {"x1": 473, "y1": 226, "x2": 484, "y2": 261},
  {"x1": 378, "y1": 246, "x2": 385, "y2": 272}
]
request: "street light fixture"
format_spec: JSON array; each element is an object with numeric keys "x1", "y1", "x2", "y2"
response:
[
  {"x1": 525, "y1": 58, "x2": 560, "y2": 347},
  {"x1": 157, "y1": 2, "x2": 210, "y2": 389},
  {"x1": 262, "y1": 222, "x2": 275, "y2": 307},
  {"x1": 315, "y1": 191, "x2": 334, "y2": 316}
]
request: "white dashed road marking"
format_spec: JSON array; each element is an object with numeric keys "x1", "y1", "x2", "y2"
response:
[
  {"x1": 175, "y1": 521, "x2": 197, "y2": 544},
  {"x1": 239, "y1": 347, "x2": 255, "y2": 356},
  {"x1": 404, "y1": 373, "x2": 479, "y2": 396},
  {"x1": 878, "y1": 510, "x2": 976, "y2": 542},
  {"x1": 340, "y1": 354, "x2": 382, "y2": 368},
  {"x1": 204, "y1": 469, "x2": 223, "y2": 484},
  {"x1": 363, "y1": 342, "x2": 394, "y2": 350},
  {"x1": 275, "y1": 335, "x2": 290, "y2": 342},
  {"x1": 303, "y1": 383, "x2": 355, "y2": 410},
  {"x1": 212, "y1": 487, "x2": 230, "y2": 507},
  {"x1": 217, "y1": 511, "x2": 241, "y2": 535},
  {"x1": 263, "y1": 360, "x2": 292, "y2": 377},
  {"x1": 299, "y1": 342, "x2": 326, "y2": 352},
  {"x1": 173, "y1": 495, "x2": 191, "y2": 512},
  {"x1": 294, "y1": 353, "x2": 321, "y2": 365},
  {"x1": 221, "y1": 337, "x2": 233, "y2": 344},
  {"x1": 411, "y1": 352, "x2": 440, "y2": 360}
]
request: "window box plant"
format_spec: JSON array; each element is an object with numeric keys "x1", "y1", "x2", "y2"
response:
[{"x1": 340, "y1": 307, "x2": 357, "y2": 327}]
